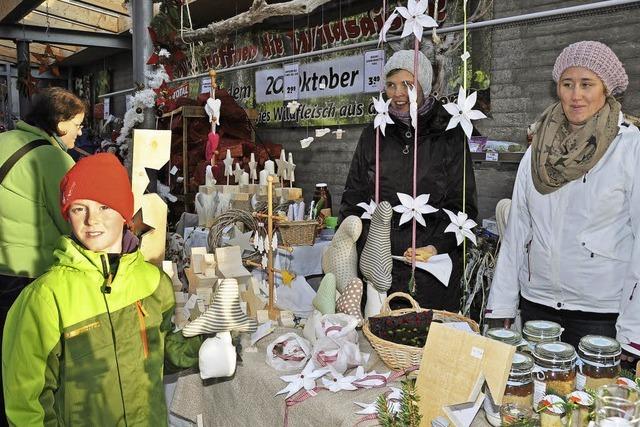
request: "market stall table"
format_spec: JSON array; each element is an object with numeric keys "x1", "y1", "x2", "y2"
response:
[{"x1": 168, "y1": 327, "x2": 492, "y2": 427}]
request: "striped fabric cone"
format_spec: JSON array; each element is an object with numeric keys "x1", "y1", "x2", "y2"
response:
[
  {"x1": 359, "y1": 201, "x2": 393, "y2": 293},
  {"x1": 182, "y1": 278, "x2": 258, "y2": 337}
]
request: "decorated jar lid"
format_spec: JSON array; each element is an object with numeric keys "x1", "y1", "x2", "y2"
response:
[
  {"x1": 511, "y1": 352, "x2": 534, "y2": 374},
  {"x1": 523, "y1": 320, "x2": 563, "y2": 342},
  {"x1": 567, "y1": 391, "x2": 594, "y2": 407},
  {"x1": 487, "y1": 328, "x2": 523, "y2": 346},
  {"x1": 578, "y1": 335, "x2": 621, "y2": 358},
  {"x1": 533, "y1": 342, "x2": 577, "y2": 364},
  {"x1": 538, "y1": 394, "x2": 566, "y2": 414}
]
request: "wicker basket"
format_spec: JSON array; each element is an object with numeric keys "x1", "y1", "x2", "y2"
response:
[
  {"x1": 277, "y1": 220, "x2": 318, "y2": 246},
  {"x1": 363, "y1": 292, "x2": 479, "y2": 371}
]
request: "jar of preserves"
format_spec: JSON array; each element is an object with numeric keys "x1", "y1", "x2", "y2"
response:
[
  {"x1": 576, "y1": 335, "x2": 621, "y2": 391},
  {"x1": 486, "y1": 328, "x2": 524, "y2": 347},
  {"x1": 532, "y1": 342, "x2": 577, "y2": 407},
  {"x1": 504, "y1": 352, "x2": 535, "y2": 409},
  {"x1": 484, "y1": 352, "x2": 534, "y2": 426},
  {"x1": 312, "y1": 183, "x2": 332, "y2": 218},
  {"x1": 566, "y1": 391, "x2": 594, "y2": 427},
  {"x1": 523, "y1": 320, "x2": 562, "y2": 352},
  {"x1": 538, "y1": 394, "x2": 566, "y2": 427}
]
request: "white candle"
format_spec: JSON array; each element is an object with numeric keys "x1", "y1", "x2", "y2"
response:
[
  {"x1": 240, "y1": 172, "x2": 249, "y2": 185},
  {"x1": 264, "y1": 160, "x2": 275, "y2": 175},
  {"x1": 259, "y1": 169, "x2": 268, "y2": 185}
]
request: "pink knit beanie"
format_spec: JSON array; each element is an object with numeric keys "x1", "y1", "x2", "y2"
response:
[{"x1": 552, "y1": 41, "x2": 628, "y2": 95}]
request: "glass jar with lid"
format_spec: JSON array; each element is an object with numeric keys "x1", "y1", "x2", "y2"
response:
[
  {"x1": 504, "y1": 352, "x2": 535, "y2": 409},
  {"x1": 486, "y1": 328, "x2": 523, "y2": 347},
  {"x1": 312, "y1": 183, "x2": 332, "y2": 218},
  {"x1": 523, "y1": 320, "x2": 562, "y2": 352},
  {"x1": 576, "y1": 335, "x2": 621, "y2": 391},
  {"x1": 532, "y1": 342, "x2": 577, "y2": 407}
]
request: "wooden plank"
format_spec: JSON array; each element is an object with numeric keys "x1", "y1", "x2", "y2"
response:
[
  {"x1": 74, "y1": 0, "x2": 129, "y2": 16},
  {"x1": 35, "y1": 0, "x2": 120, "y2": 33},
  {"x1": 0, "y1": 40, "x2": 77, "y2": 58},
  {"x1": 0, "y1": 0, "x2": 42, "y2": 23},
  {"x1": 21, "y1": 10, "x2": 105, "y2": 33}
]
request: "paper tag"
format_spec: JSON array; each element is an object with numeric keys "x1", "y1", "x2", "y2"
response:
[
  {"x1": 283, "y1": 63, "x2": 300, "y2": 101},
  {"x1": 470, "y1": 346, "x2": 484, "y2": 359},
  {"x1": 170, "y1": 165, "x2": 178, "y2": 175},
  {"x1": 575, "y1": 372, "x2": 586, "y2": 391},
  {"x1": 103, "y1": 98, "x2": 110, "y2": 120},
  {"x1": 485, "y1": 152, "x2": 499, "y2": 161},
  {"x1": 533, "y1": 379, "x2": 546, "y2": 407}
]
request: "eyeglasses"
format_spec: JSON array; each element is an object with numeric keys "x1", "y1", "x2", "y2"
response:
[{"x1": 73, "y1": 123, "x2": 84, "y2": 131}]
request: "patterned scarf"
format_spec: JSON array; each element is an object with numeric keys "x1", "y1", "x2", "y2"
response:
[
  {"x1": 531, "y1": 96, "x2": 621, "y2": 194},
  {"x1": 389, "y1": 96, "x2": 435, "y2": 126}
]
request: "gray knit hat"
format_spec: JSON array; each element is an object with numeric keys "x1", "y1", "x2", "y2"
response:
[
  {"x1": 383, "y1": 50, "x2": 433, "y2": 95},
  {"x1": 552, "y1": 41, "x2": 628, "y2": 95}
]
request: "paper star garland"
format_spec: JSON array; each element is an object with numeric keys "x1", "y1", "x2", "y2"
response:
[
  {"x1": 276, "y1": 360, "x2": 330, "y2": 399},
  {"x1": 396, "y1": 0, "x2": 438, "y2": 40},
  {"x1": 373, "y1": 94, "x2": 395, "y2": 136},
  {"x1": 357, "y1": 200, "x2": 378, "y2": 220},
  {"x1": 443, "y1": 87, "x2": 487, "y2": 139},
  {"x1": 443, "y1": 209, "x2": 477, "y2": 246},
  {"x1": 407, "y1": 83, "x2": 419, "y2": 130}
]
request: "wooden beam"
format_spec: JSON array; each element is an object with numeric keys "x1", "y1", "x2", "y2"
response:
[
  {"x1": 21, "y1": 10, "x2": 106, "y2": 33},
  {"x1": 36, "y1": 0, "x2": 120, "y2": 33},
  {"x1": 0, "y1": 40, "x2": 79, "y2": 57},
  {"x1": 0, "y1": 0, "x2": 42, "y2": 23},
  {"x1": 74, "y1": 0, "x2": 129, "y2": 16}
]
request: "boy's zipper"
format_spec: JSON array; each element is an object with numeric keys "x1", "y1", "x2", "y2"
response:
[
  {"x1": 135, "y1": 300, "x2": 150, "y2": 359},
  {"x1": 100, "y1": 255, "x2": 113, "y2": 294}
]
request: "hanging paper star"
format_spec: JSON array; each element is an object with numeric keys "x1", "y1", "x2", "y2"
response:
[
  {"x1": 300, "y1": 137, "x2": 314, "y2": 149},
  {"x1": 276, "y1": 360, "x2": 330, "y2": 399},
  {"x1": 406, "y1": 83, "x2": 419, "y2": 130},
  {"x1": 396, "y1": 0, "x2": 438, "y2": 40},
  {"x1": 443, "y1": 209, "x2": 477, "y2": 246},
  {"x1": 322, "y1": 370, "x2": 358, "y2": 393},
  {"x1": 373, "y1": 94, "x2": 394, "y2": 136},
  {"x1": 357, "y1": 200, "x2": 378, "y2": 220},
  {"x1": 32, "y1": 44, "x2": 64, "y2": 77},
  {"x1": 393, "y1": 193, "x2": 438, "y2": 227},
  {"x1": 378, "y1": 10, "x2": 400, "y2": 44},
  {"x1": 287, "y1": 100, "x2": 300, "y2": 115},
  {"x1": 443, "y1": 87, "x2": 487, "y2": 139}
]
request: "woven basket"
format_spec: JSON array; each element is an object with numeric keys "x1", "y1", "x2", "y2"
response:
[
  {"x1": 277, "y1": 220, "x2": 318, "y2": 246},
  {"x1": 363, "y1": 292, "x2": 479, "y2": 371}
]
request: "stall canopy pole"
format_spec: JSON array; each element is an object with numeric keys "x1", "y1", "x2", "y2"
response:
[
  {"x1": 16, "y1": 40, "x2": 30, "y2": 119},
  {"x1": 131, "y1": 0, "x2": 155, "y2": 130}
]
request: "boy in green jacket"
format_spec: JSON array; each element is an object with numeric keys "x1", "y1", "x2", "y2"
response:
[{"x1": 2, "y1": 153, "x2": 202, "y2": 426}]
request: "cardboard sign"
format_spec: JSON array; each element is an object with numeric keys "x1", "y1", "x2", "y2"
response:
[
  {"x1": 415, "y1": 323, "x2": 515, "y2": 427},
  {"x1": 283, "y1": 63, "x2": 299, "y2": 101},
  {"x1": 364, "y1": 49, "x2": 384, "y2": 92}
]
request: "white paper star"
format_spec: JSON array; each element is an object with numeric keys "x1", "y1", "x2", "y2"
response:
[
  {"x1": 352, "y1": 366, "x2": 391, "y2": 388},
  {"x1": 233, "y1": 163, "x2": 244, "y2": 184},
  {"x1": 373, "y1": 94, "x2": 395, "y2": 136},
  {"x1": 322, "y1": 370, "x2": 358, "y2": 393},
  {"x1": 393, "y1": 192, "x2": 438, "y2": 227},
  {"x1": 276, "y1": 150, "x2": 289, "y2": 180},
  {"x1": 204, "y1": 97, "x2": 221, "y2": 126},
  {"x1": 460, "y1": 51, "x2": 471, "y2": 61},
  {"x1": 223, "y1": 149, "x2": 233, "y2": 177},
  {"x1": 443, "y1": 209, "x2": 477, "y2": 246},
  {"x1": 357, "y1": 200, "x2": 378, "y2": 220},
  {"x1": 443, "y1": 87, "x2": 487, "y2": 139},
  {"x1": 396, "y1": 0, "x2": 438, "y2": 40},
  {"x1": 287, "y1": 100, "x2": 300, "y2": 115},
  {"x1": 407, "y1": 83, "x2": 418, "y2": 130},
  {"x1": 228, "y1": 225, "x2": 254, "y2": 253},
  {"x1": 354, "y1": 400, "x2": 379, "y2": 415},
  {"x1": 300, "y1": 137, "x2": 314, "y2": 149},
  {"x1": 378, "y1": 10, "x2": 400, "y2": 45},
  {"x1": 354, "y1": 388, "x2": 402, "y2": 416},
  {"x1": 276, "y1": 360, "x2": 330, "y2": 399}
]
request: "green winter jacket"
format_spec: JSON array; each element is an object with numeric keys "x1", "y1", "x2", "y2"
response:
[
  {"x1": 2, "y1": 236, "x2": 202, "y2": 426},
  {"x1": 0, "y1": 121, "x2": 75, "y2": 279}
]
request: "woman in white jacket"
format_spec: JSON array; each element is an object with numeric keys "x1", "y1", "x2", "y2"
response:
[{"x1": 485, "y1": 41, "x2": 639, "y2": 366}]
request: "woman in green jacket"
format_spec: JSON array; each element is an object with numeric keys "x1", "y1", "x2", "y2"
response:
[
  {"x1": 0, "y1": 87, "x2": 85, "y2": 420},
  {"x1": 2, "y1": 153, "x2": 201, "y2": 426}
]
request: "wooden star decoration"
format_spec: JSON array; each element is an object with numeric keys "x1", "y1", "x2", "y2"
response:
[
  {"x1": 31, "y1": 44, "x2": 64, "y2": 77},
  {"x1": 132, "y1": 208, "x2": 155, "y2": 238}
]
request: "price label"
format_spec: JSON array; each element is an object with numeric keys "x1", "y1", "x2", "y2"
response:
[
  {"x1": 283, "y1": 63, "x2": 299, "y2": 101},
  {"x1": 485, "y1": 152, "x2": 499, "y2": 162},
  {"x1": 201, "y1": 77, "x2": 211, "y2": 94},
  {"x1": 103, "y1": 98, "x2": 110, "y2": 120},
  {"x1": 364, "y1": 49, "x2": 385, "y2": 92}
]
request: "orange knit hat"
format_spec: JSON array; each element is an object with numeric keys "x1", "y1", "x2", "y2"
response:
[{"x1": 60, "y1": 153, "x2": 134, "y2": 225}]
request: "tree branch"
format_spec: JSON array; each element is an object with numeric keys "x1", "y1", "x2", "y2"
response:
[{"x1": 181, "y1": 0, "x2": 332, "y2": 42}]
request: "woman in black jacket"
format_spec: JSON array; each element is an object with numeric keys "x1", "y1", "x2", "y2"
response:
[{"x1": 339, "y1": 50, "x2": 477, "y2": 311}]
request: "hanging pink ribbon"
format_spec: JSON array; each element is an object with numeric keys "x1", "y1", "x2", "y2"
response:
[{"x1": 411, "y1": 38, "x2": 420, "y2": 280}]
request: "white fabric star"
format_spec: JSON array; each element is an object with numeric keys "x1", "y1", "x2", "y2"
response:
[
  {"x1": 204, "y1": 97, "x2": 221, "y2": 126},
  {"x1": 322, "y1": 370, "x2": 358, "y2": 393},
  {"x1": 223, "y1": 149, "x2": 233, "y2": 177},
  {"x1": 407, "y1": 83, "x2": 418, "y2": 130},
  {"x1": 276, "y1": 360, "x2": 330, "y2": 399},
  {"x1": 396, "y1": 0, "x2": 438, "y2": 40},
  {"x1": 357, "y1": 200, "x2": 378, "y2": 220},
  {"x1": 443, "y1": 209, "x2": 477, "y2": 246},
  {"x1": 378, "y1": 10, "x2": 399, "y2": 45},
  {"x1": 228, "y1": 225, "x2": 254, "y2": 253},
  {"x1": 393, "y1": 193, "x2": 438, "y2": 227},
  {"x1": 443, "y1": 86, "x2": 487, "y2": 138},
  {"x1": 373, "y1": 94, "x2": 394, "y2": 136},
  {"x1": 300, "y1": 137, "x2": 314, "y2": 148}
]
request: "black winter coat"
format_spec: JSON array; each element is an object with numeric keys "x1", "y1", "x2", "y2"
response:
[{"x1": 339, "y1": 101, "x2": 478, "y2": 311}]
